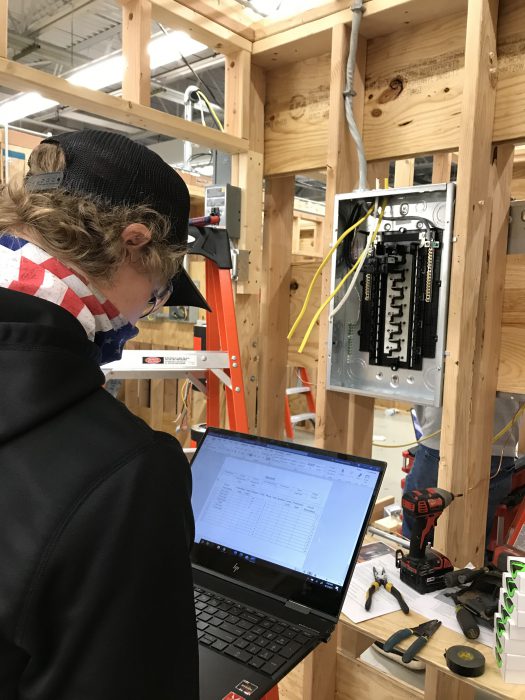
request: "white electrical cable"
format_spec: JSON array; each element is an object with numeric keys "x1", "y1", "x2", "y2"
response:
[
  {"x1": 331, "y1": 196, "x2": 380, "y2": 318},
  {"x1": 330, "y1": 222, "x2": 373, "y2": 318},
  {"x1": 344, "y1": 0, "x2": 367, "y2": 191}
]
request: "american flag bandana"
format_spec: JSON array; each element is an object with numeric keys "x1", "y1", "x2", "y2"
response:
[{"x1": 0, "y1": 234, "x2": 138, "y2": 364}]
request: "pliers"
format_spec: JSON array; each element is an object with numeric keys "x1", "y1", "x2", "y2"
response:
[
  {"x1": 383, "y1": 619, "x2": 442, "y2": 663},
  {"x1": 365, "y1": 566, "x2": 409, "y2": 614}
]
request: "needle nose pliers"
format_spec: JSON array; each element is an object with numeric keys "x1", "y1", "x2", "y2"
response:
[{"x1": 365, "y1": 566, "x2": 409, "y2": 614}]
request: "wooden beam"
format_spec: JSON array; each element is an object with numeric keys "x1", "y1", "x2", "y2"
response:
[
  {"x1": 264, "y1": 53, "x2": 331, "y2": 176},
  {"x1": 150, "y1": 0, "x2": 252, "y2": 54},
  {"x1": 363, "y1": 9, "x2": 467, "y2": 161},
  {"x1": 435, "y1": 0, "x2": 502, "y2": 567},
  {"x1": 315, "y1": 27, "x2": 376, "y2": 458},
  {"x1": 0, "y1": 58, "x2": 248, "y2": 154},
  {"x1": 252, "y1": 0, "x2": 468, "y2": 65},
  {"x1": 258, "y1": 175, "x2": 295, "y2": 439},
  {"x1": 262, "y1": 3, "x2": 525, "y2": 168},
  {"x1": 493, "y1": 0, "x2": 525, "y2": 145},
  {"x1": 121, "y1": 0, "x2": 151, "y2": 106},
  {"x1": 0, "y1": 0, "x2": 7, "y2": 59},
  {"x1": 173, "y1": 0, "x2": 255, "y2": 41},
  {"x1": 253, "y1": 0, "x2": 468, "y2": 42}
]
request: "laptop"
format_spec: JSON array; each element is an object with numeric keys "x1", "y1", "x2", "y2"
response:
[{"x1": 191, "y1": 427, "x2": 386, "y2": 700}]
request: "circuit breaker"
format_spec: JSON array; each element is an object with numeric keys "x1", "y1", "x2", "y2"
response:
[{"x1": 327, "y1": 183, "x2": 455, "y2": 406}]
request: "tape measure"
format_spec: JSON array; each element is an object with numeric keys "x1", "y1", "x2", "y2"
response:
[{"x1": 444, "y1": 645, "x2": 485, "y2": 677}]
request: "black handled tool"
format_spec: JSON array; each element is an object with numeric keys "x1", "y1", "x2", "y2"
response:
[
  {"x1": 364, "y1": 566, "x2": 409, "y2": 614},
  {"x1": 383, "y1": 619, "x2": 441, "y2": 664}
]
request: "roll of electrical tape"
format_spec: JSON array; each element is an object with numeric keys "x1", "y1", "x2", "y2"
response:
[{"x1": 444, "y1": 646, "x2": 485, "y2": 677}]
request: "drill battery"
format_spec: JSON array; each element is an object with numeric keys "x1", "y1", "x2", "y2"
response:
[{"x1": 396, "y1": 547, "x2": 454, "y2": 593}]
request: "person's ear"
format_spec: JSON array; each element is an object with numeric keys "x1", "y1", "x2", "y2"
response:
[{"x1": 121, "y1": 223, "x2": 152, "y2": 261}]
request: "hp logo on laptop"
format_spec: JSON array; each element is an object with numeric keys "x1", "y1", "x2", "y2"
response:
[{"x1": 233, "y1": 563, "x2": 240, "y2": 573}]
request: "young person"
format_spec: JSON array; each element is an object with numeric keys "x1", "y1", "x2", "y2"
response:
[{"x1": 0, "y1": 130, "x2": 206, "y2": 699}]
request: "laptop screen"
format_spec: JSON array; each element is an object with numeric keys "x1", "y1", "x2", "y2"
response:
[{"x1": 190, "y1": 428, "x2": 385, "y2": 619}]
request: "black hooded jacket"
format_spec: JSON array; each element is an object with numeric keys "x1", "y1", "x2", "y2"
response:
[{"x1": 0, "y1": 288, "x2": 199, "y2": 699}]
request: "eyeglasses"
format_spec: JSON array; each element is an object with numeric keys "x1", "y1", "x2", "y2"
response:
[{"x1": 140, "y1": 280, "x2": 173, "y2": 319}]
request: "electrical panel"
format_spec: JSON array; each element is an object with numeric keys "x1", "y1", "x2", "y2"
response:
[{"x1": 327, "y1": 183, "x2": 455, "y2": 406}]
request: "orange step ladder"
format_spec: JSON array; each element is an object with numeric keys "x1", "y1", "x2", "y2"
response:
[
  {"x1": 284, "y1": 367, "x2": 316, "y2": 439},
  {"x1": 189, "y1": 224, "x2": 248, "y2": 434},
  {"x1": 191, "y1": 225, "x2": 280, "y2": 700}
]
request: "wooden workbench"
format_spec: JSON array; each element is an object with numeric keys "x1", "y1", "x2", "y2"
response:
[{"x1": 278, "y1": 604, "x2": 525, "y2": 700}]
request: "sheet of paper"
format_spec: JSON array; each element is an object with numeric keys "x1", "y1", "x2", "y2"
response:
[
  {"x1": 343, "y1": 547, "x2": 493, "y2": 646},
  {"x1": 343, "y1": 552, "x2": 416, "y2": 624}
]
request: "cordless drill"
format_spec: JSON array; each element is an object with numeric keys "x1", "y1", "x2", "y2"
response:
[{"x1": 395, "y1": 488, "x2": 455, "y2": 594}]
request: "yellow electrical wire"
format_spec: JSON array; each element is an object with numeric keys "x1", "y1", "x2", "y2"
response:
[
  {"x1": 196, "y1": 90, "x2": 224, "y2": 132},
  {"x1": 372, "y1": 429, "x2": 442, "y2": 449},
  {"x1": 288, "y1": 204, "x2": 375, "y2": 342},
  {"x1": 297, "y1": 200, "x2": 387, "y2": 354},
  {"x1": 492, "y1": 403, "x2": 525, "y2": 443},
  {"x1": 372, "y1": 402, "x2": 525, "y2": 449}
]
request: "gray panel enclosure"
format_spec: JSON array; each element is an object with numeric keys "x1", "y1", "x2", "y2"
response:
[{"x1": 327, "y1": 183, "x2": 455, "y2": 407}]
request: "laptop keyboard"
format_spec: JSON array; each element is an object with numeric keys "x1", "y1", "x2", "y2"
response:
[{"x1": 194, "y1": 586, "x2": 318, "y2": 677}]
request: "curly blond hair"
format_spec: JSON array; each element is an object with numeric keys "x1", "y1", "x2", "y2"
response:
[{"x1": 0, "y1": 142, "x2": 184, "y2": 282}]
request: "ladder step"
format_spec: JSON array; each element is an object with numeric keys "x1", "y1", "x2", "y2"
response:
[
  {"x1": 286, "y1": 386, "x2": 312, "y2": 395},
  {"x1": 290, "y1": 412, "x2": 316, "y2": 424}
]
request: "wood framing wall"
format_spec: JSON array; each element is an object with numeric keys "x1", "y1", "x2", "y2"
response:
[{"x1": 3, "y1": 2, "x2": 525, "y2": 696}]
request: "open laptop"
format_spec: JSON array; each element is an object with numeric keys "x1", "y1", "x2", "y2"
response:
[{"x1": 191, "y1": 427, "x2": 386, "y2": 700}]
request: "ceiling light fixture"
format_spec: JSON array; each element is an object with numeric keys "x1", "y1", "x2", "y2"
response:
[{"x1": 0, "y1": 31, "x2": 206, "y2": 125}]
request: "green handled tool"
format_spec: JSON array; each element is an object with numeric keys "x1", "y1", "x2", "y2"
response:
[
  {"x1": 365, "y1": 566, "x2": 409, "y2": 614},
  {"x1": 383, "y1": 619, "x2": 441, "y2": 664},
  {"x1": 449, "y1": 593, "x2": 479, "y2": 640}
]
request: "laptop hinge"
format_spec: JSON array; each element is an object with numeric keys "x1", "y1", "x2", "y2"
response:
[{"x1": 285, "y1": 600, "x2": 311, "y2": 615}]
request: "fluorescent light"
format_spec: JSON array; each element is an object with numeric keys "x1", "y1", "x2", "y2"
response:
[
  {"x1": 68, "y1": 55, "x2": 125, "y2": 90},
  {"x1": 148, "y1": 32, "x2": 206, "y2": 70},
  {"x1": 0, "y1": 31, "x2": 206, "y2": 125},
  {"x1": 0, "y1": 92, "x2": 57, "y2": 124}
]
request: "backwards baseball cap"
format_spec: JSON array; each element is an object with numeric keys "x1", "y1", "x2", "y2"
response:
[{"x1": 25, "y1": 129, "x2": 209, "y2": 310}]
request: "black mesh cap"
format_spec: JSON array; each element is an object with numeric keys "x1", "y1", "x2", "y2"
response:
[{"x1": 37, "y1": 129, "x2": 209, "y2": 310}]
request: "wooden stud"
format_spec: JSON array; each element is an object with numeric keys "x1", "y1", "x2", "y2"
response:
[
  {"x1": 257, "y1": 175, "x2": 295, "y2": 439},
  {"x1": 150, "y1": 0, "x2": 251, "y2": 54},
  {"x1": 315, "y1": 27, "x2": 376, "y2": 457},
  {"x1": 0, "y1": 58, "x2": 248, "y2": 154},
  {"x1": 394, "y1": 158, "x2": 415, "y2": 187},
  {"x1": 425, "y1": 666, "x2": 474, "y2": 700},
  {"x1": 435, "y1": 0, "x2": 502, "y2": 567},
  {"x1": 121, "y1": 0, "x2": 151, "y2": 106},
  {"x1": 225, "y1": 53, "x2": 264, "y2": 432},
  {"x1": 0, "y1": 0, "x2": 7, "y2": 59},
  {"x1": 438, "y1": 144, "x2": 514, "y2": 564},
  {"x1": 337, "y1": 624, "x2": 374, "y2": 660},
  {"x1": 224, "y1": 50, "x2": 250, "y2": 138},
  {"x1": 302, "y1": 632, "x2": 336, "y2": 700},
  {"x1": 432, "y1": 153, "x2": 453, "y2": 184}
]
